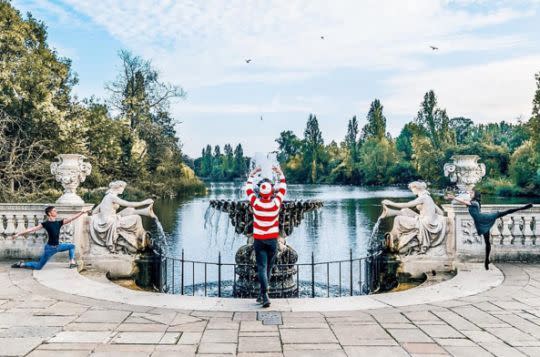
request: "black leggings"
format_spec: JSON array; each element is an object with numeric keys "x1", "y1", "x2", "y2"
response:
[{"x1": 483, "y1": 204, "x2": 532, "y2": 270}]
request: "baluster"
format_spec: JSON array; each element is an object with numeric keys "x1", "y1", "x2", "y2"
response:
[
  {"x1": 522, "y1": 215, "x2": 534, "y2": 246},
  {"x1": 4, "y1": 215, "x2": 16, "y2": 236},
  {"x1": 534, "y1": 216, "x2": 540, "y2": 244},
  {"x1": 489, "y1": 218, "x2": 501, "y2": 245},
  {"x1": 26, "y1": 215, "x2": 37, "y2": 242},
  {"x1": 511, "y1": 216, "x2": 524, "y2": 245},
  {"x1": 500, "y1": 216, "x2": 512, "y2": 245},
  {"x1": 0, "y1": 214, "x2": 5, "y2": 236},
  {"x1": 14, "y1": 214, "x2": 26, "y2": 235}
]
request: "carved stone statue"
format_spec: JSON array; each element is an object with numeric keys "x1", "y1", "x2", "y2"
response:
[
  {"x1": 381, "y1": 181, "x2": 447, "y2": 255},
  {"x1": 90, "y1": 181, "x2": 155, "y2": 254}
]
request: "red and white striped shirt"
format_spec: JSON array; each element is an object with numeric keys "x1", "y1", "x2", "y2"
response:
[{"x1": 246, "y1": 174, "x2": 287, "y2": 240}]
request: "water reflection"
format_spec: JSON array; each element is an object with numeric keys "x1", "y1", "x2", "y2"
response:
[{"x1": 148, "y1": 183, "x2": 539, "y2": 264}]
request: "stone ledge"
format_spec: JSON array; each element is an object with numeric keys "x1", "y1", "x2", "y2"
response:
[{"x1": 33, "y1": 262, "x2": 503, "y2": 312}]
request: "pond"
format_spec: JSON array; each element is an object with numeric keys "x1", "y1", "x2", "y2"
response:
[
  {"x1": 142, "y1": 183, "x2": 538, "y2": 296},
  {"x1": 149, "y1": 182, "x2": 538, "y2": 263}
]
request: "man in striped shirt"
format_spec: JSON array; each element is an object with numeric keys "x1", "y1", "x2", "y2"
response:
[{"x1": 246, "y1": 165, "x2": 287, "y2": 308}]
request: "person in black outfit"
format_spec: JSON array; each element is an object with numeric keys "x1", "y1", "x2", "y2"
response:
[
  {"x1": 10, "y1": 206, "x2": 91, "y2": 270},
  {"x1": 446, "y1": 191, "x2": 533, "y2": 270}
]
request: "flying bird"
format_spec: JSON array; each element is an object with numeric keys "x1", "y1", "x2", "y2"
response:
[
  {"x1": 430, "y1": 45, "x2": 439, "y2": 50},
  {"x1": 245, "y1": 59, "x2": 251, "y2": 63},
  {"x1": 320, "y1": 36, "x2": 325, "y2": 40}
]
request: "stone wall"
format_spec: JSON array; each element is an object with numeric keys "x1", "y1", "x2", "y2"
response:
[
  {"x1": 0, "y1": 203, "x2": 93, "y2": 260},
  {"x1": 444, "y1": 204, "x2": 540, "y2": 263}
]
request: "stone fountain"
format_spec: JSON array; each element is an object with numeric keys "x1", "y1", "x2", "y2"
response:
[{"x1": 208, "y1": 199, "x2": 323, "y2": 297}]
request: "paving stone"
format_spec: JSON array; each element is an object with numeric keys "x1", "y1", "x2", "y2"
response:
[
  {"x1": 201, "y1": 329, "x2": 238, "y2": 343},
  {"x1": 27, "y1": 351, "x2": 91, "y2": 357},
  {"x1": 371, "y1": 313, "x2": 409, "y2": 324},
  {"x1": 343, "y1": 346, "x2": 409, "y2": 357},
  {"x1": 233, "y1": 312, "x2": 257, "y2": 321},
  {"x1": 452, "y1": 306, "x2": 508, "y2": 328},
  {"x1": 434, "y1": 338, "x2": 478, "y2": 347},
  {"x1": 387, "y1": 328, "x2": 433, "y2": 343},
  {"x1": 331, "y1": 323, "x2": 394, "y2": 345},
  {"x1": 49, "y1": 331, "x2": 112, "y2": 343},
  {"x1": 238, "y1": 336, "x2": 282, "y2": 352},
  {"x1": 0, "y1": 325, "x2": 60, "y2": 338},
  {"x1": 64, "y1": 323, "x2": 118, "y2": 331},
  {"x1": 197, "y1": 342, "x2": 237, "y2": 354},
  {"x1": 444, "y1": 346, "x2": 493, "y2": 357},
  {"x1": 241, "y1": 320, "x2": 278, "y2": 332},
  {"x1": 462, "y1": 330, "x2": 501, "y2": 343},
  {"x1": 485, "y1": 327, "x2": 538, "y2": 346},
  {"x1": 76, "y1": 310, "x2": 130, "y2": 323},
  {"x1": 237, "y1": 353, "x2": 283, "y2": 357},
  {"x1": 282, "y1": 344, "x2": 343, "y2": 351},
  {"x1": 159, "y1": 332, "x2": 181, "y2": 344},
  {"x1": 166, "y1": 321, "x2": 207, "y2": 332},
  {"x1": 177, "y1": 332, "x2": 202, "y2": 344},
  {"x1": 419, "y1": 324, "x2": 464, "y2": 338},
  {"x1": 431, "y1": 309, "x2": 481, "y2": 331},
  {"x1": 206, "y1": 318, "x2": 240, "y2": 330},
  {"x1": 283, "y1": 351, "x2": 346, "y2": 357},
  {"x1": 37, "y1": 342, "x2": 97, "y2": 350},
  {"x1": 479, "y1": 342, "x2": 528, "y2": 357},
  {"x1": 0, "y1": 337, "x2": 44, "y2": 356},
  {"x1": 116, "y1": 323, "x2": 168, "y2": 332},
  {"x1": 153, "y1": 344, "x2": 197, "y2": 355},
  {"x1": 111, "y1": 331, "x2": 165, "y2": 344},
  {"x1": 92, "y1": 352, "x2": 150, "y2": 357},
  {"x1": 517, "y1": 346, "x2": 540, "y2": 356},
  {"x1": 93, "y1": 344, "x2": 155, "y2": 352},
  {"x1": 402, "y1": 342, "x2": 448, "y2": 355},
  {"x1": 280, "y1": 328, "x2": 337, "y2": 344}
]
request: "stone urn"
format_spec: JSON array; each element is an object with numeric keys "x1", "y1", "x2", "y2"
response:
[
  {"x1": 444, "y1": 155, "x2": 485, "y2": 197},
  {"x1": 51, "y1": 154, "x2": 92, "y2": 204}
]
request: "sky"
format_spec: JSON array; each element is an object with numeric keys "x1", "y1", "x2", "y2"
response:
[{"x1": 11, "y1": 0, "x2": 540, "y2": 157}]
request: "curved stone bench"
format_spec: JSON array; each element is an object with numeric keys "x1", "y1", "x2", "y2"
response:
[{"x1": 33, "y1": 263, "x2": 503, "y2": 312}]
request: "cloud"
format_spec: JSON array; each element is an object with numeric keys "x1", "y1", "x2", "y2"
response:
[
  {"x1": 57, "y1": 0, "x2": 536, "y2": 87},
  {"x1": 383, "y1": 54, "x2": 540, "y2": 123}
]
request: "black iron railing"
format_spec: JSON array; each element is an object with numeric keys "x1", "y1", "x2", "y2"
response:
[{"x1": 150, "y1": 248, "x2": 385, "y2": 298}]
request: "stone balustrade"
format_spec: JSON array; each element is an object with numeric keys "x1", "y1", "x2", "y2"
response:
[
  {"x1": 443, "y1": 204, "x2": 540, "y2": 262},
  {"x1": 0, "y1": 203, "x2": 93, "y2": 259}
]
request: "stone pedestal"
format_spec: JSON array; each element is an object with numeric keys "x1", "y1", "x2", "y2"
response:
[
  {"x1": 233, "y1": 241, "x2": 299, "y2": 298},
  {"x1": 82, "y1": 244, "x2": 139, "y2": 278}
]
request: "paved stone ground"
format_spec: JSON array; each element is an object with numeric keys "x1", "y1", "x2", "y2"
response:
[{"x1": 2, "y1": 263, "x2": 540, "y2": 356}]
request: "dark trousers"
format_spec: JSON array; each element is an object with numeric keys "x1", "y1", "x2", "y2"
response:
[
  {"x1": 254, "y1": 239, "x2": 278, "y2": 295},
  {"x1": 484, "y1": 204, "x2": 531, "y2": 270}
]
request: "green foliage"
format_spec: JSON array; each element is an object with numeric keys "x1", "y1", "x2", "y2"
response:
[
  {"x1": 193, "y1": 143, "x2": 250, "y2": 181},
  {"x1": 0, "y1": 2, "x2": 204, "y2": 201}
]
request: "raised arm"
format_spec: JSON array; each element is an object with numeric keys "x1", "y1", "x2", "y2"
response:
[
  {"x1": 273, "y1": 166, "x2": 287, "y2": 206},
  {"x1": 246, "y1": 167, "x2": 261, "y2": 205},
  {"x1": 382, "y1": 197, "x2": 424, "y2": 209},
  {"x1": 63, "y1": 208, "x2": 93, "y2": 225},
  {"x1": 113, "y1": 196, "x2": 153, "y2": 208},
  {"x1": 11, "y1": 224, "x2": 43, "y2": 239},
  {"x1": 445, "y1": 194, "x2": 471, "y2": 206}
]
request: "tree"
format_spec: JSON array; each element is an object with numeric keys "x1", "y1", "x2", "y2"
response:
[
  {"x1": 396, "y1": 123, "x2": 416, "y2": 160},
  {"x1": 223, "y1": 144, "x2": 234, "y2": 178},
  {"x1": 344, "y1": 116, "x2": 359, "y2": 160},
  {"x1": 361, "y1": 99, "x2": 386, "y2": 141},
  {"x1": 303, "y1": 114, "x2": 324, "y2": 183},
  {"x1": 233, "y1": 144, "x2": 247, "y2": 176},
  {"x1": 276, "y1": 130, "x2": 302, "y2": 163},
  {"x1": 449, "y1": 117, "x2": 474, "y2": 145},
  {"x1": 415, "y1": 90, "x2": 455, "y2": 149},
  {"x1": 106, "y1": 50, "x2": 186, "y2": 129}
]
